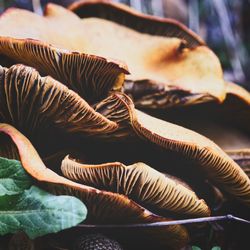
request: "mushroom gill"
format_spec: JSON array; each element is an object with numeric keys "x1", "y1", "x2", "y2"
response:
[
  {"x1": 0, "y1": 38, "x2": 128, "y2": 102},
  {"x1": 0, "y1": 123, "x2": 189, "y2": 250},
  {"x1": 0, "y1": 64, "x2": 118, "y2": 156},
  {"x1": 0, "y1": 3, "x2": 225, "y2": 103},
  {"x1": 61, "y1": 156, "x2": 210, "y2": 218},
  {"x1": 96, "y1": 93, "x2": 250, "y2": 206}
]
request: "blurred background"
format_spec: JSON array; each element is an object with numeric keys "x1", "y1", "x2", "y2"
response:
[{"x1": 0, "y1": 0, "x2": 249, "y2": 88}]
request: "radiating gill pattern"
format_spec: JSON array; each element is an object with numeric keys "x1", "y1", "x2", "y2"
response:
[
  {"x1": 0, "y1": 37, "x2": 128, "y2": 102},
  {"x1": 61, "y1": 157, "x2": 210, "y2": 217}
]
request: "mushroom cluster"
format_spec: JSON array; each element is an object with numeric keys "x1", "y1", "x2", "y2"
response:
[{"x1": 0, "y1": 1, "x2": 249, "y2": 249}]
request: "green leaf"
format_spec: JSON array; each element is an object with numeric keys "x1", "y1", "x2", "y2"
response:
[
  {"x1": 0, "y1": 157, "x2": 88, "y2": 237},
  {"x1": 212, "y1": 247, "x2": 221, "y2": 250},
  {"x1": 0, "y1": 157, "x2": 31, "y2": 196},
  {"x1": 0, "y1": 186, "x2": 87, "y2": 238},
  {"x1": 192, "y1": 247, "x2": 201, "y2": 250}
]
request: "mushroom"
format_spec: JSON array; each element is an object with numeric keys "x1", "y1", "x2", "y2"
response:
[
  {"x1": 68, "y1": 0, "x2": 226, "y2": 104},
  {"x1": 61, "y1": 156, "x2": 210, "y2": 218},
  {"x1": 136, "y1": 81, "x2": 250, "y2": 177},
  {"x1": 0, "y1": 123, "x2": 189, "y2": 249},
  {"x1": 0, "y1": 64, "x2": 210, "y2": 219},
  {"x1": 0, "y1": 3, "x2": 225, "y2": 104},
  {"x1": 68, "y1": 0, "x2": 204, "y2": 47},
  {"x1": 0, "y1": 46, "x2": 248, "y2": 210},
  {"x1": 66, "y1": 1, "x2": 250, "y2": 168},
  {"x1": 67, "y1": 1, "x2": 250, "y2": 179},
  {"x1": 0, "y1": 38, "x2": 128, "y2": 103},
  {"x1": 95, "y1": 93, "x2": 250, "y2": 206},
  {"x1": 0, "y1": 64, "x2": 119, "y2": 158},
  {"x1": 0, "y1": 3, "x2": 247, "y2": 248}
]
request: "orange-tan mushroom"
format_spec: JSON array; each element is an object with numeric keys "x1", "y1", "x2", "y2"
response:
[
  {"x1": 95, "y1": 93, "x2": 250, "y2": 206},
  {"x1": 0, "y1": 64, "x2": 119, "y2": 158},
  {"x1": 0, "y1": 64, "x2": 210, "y2": 219},
  {"x1": 61, "y1": 156, "x2": 210, "y2": 218},
  {"x1": 0, "y1": 64, "x2": 249, "y2": 208},
  {"x1": 0, "y1": 3, "x2": 225, "y2": 104},
  {"x1": 144, "y1": 81, "x2": 250, "y2": 151},
  {"x1": 0, "y1": 37, "x2": 128, "y2": 102},
  {"x1": 68, "y1": 0, "x2": 226, "y2": 103},
  {"x1": 68, "y1": 0, "x2": 204, "y2": 48},
  {"x1": 0, "y1": 123, "x2": 190, "y2": 249},
  {"x1": 67, "y1": 1, "x2": 250, "y2": 166}
]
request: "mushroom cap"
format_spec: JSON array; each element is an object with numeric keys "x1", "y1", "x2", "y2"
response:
[
  {"x1": 0, "y1": 3, "x2": 225, "y2": 103},
  {"x1": 61, "y1": 156, "x2": 210, "y2": 218},
  {"x1": 96, "y1": 93, "x2": 250, "y2": 206},
  {"x1": 0, "y1": 4, "x2": 128, "y2": 102},
  {"x1": 68, "y1": 0, "x2": 204, "y2": 48},
  {"x1": 68, "y1": 0, "x2": 225, "y2": 103},
  {"x1": 0, "y1": 64, "x2": 119, "y2": 156},
  {"x1": 0, "y1": 37, "x2": 128, "y2": 103},
  {"x1": 144, "y1": 81, "x2": 250, "y2": 151},
  {"x1": 0, "y1": 123, "x2": 189, "y2": 249}
]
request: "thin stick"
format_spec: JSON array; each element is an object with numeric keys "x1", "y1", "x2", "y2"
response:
[{"x1": 78, "y1": 215, "x2": 250, "y2": 228}]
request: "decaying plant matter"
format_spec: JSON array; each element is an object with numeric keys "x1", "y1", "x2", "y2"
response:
[{"x1": 0, "y1": 1, "x2": 249, "y2": 249}]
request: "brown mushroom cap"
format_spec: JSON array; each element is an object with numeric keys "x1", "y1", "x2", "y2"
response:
[
  {"x1": 61, "y1": 156, "x2": 210, "y2": 218},
  {"x1": 0, "y1": 64, "x2": 119, "y2": 156},
  {"x1": 0, "y1": 123, "x2": 189, "y2": 249},
  {"x1": 76, "y1": 18, "x2": 225, "y2": 103},
  {"x1": 144, "y1": 82, "x2": 250, "y2": 151},
  {"x1": 0, "y1": 4, "x2": 128, "y2": 102},
  {"x1": 0, "y1": 37, "x2": 128, "y2": 102},
  {"x1": 96, "y1": 93, "x2": 250, "y2": 206},
  {"x1": 68, "y1": 0, "x2": 204, "y2": 48},
  {"x1": 0, "y1": 3, "x2": 225, "y2": 103},
  {"x1": 68, "y1": 0, "x2": 225, "y2": 103}
]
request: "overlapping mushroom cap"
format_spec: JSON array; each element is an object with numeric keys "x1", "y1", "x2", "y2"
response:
[
  {"x1": 0, "y1": 64, "x2": 216, "y2": 248},
  {"x1": 61, "y1": 156, "x2": 210, "y2": 218},
  {"x1": 68, "y1": 0, "x2": 250, "y2": 154},
  {"x1": 142, "y1": 80, "x2": 250, "y2": 178},
  {"x1": 69, "y1": 0, "x2": 204, "y2": 47},
  {"x1": 1, "y1": 63, "x2": 247, "y2": 208},
  {"x1": 0, "y1": 2, "x2": 225, "y2": 105},
  {"x1": 0, "y1": 4, "x2": 129, "y2": 103},
  {"x1": 68, "y1": 0, "x2": 226, "y2": 103},
  {"x1": 95, "y1": 92, "x2": 250, "y2": 206},
  {"x1": 0, "y1": 122, "x2": 192, "y2": 249},
  {"x1": 0, "y1": 64, "x2": 119, "y2": 158},
  {"x1": 0, "y1": 1, "x2": 249, "y2": 248},
  {"x1": 68, "y1": 0, "x2": 250, "y2": 180}
]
